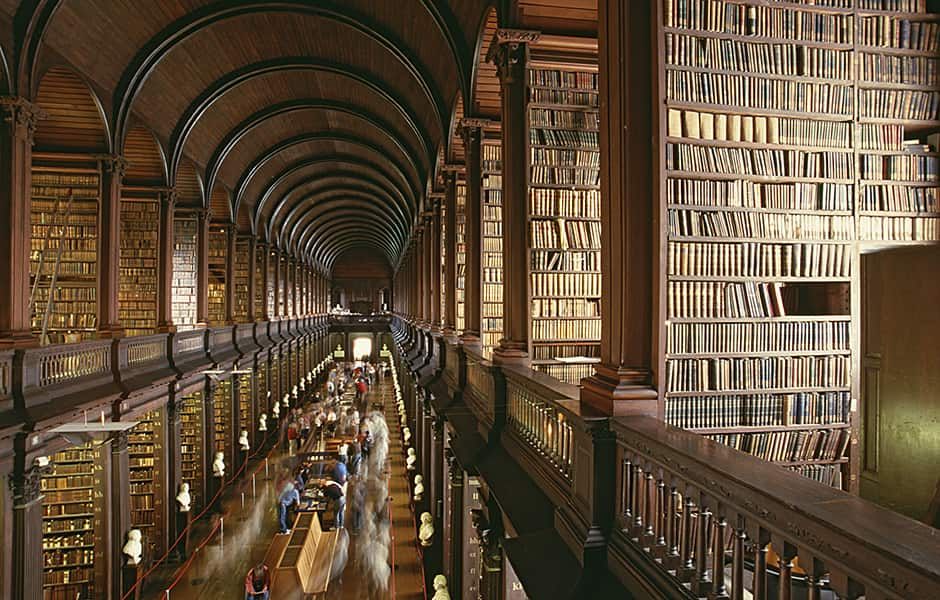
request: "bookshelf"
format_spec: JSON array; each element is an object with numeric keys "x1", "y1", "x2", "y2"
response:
[
  {"x1": 456, "y1": 180, "x2": 467, "y2": 333},
  {"x1": 119, "y1": 197, "x2": 159, "y2": 336},
  {"x1": 213, "y1": 379, "x2": 233, "y2": 470},
  {"x1": 238, "y1": 373, "x2": 252, "y2": 441},
  {"x1": 257, "y1": 359, "x2": 268, "y2": 417},
  {"x1": 270, "y1": 354, "x2": 281, "y2": 409},
  {"x1": 482, "y1": 139, "x2": 503, "y2": 358},
  {"x1": 41, "y1": 443, "x2": 106, "y2": 599},
  {"x1": 656, "y1": 0, "x2": 940, "y2": 490},
  {"x1": 234, "y1": 237, "x2": 250, "y2": 322},
  {"x1": 527, "y1": 63, "x2": 602, "y2": 385},
  {"x1": 207, "y1": 227, "x2": 227, "y2": 325},
  {"x1": 254, "y1": 243, "x2": 265, "y2": 320},
  {"x1": 267, "y1": 251, "x2": 276, "y2": 317},
  {"x1": 172, "y1": 215, "x2": 198, "y2": 330},
  {"x1": 441, "y1": 199, "x2": 447, "y2": 328},
  {"x1": 29, "y1": 168, "x2": 100, "y2": 345},
  {"x1": 128, "y1": 408, "x2": 166, "y2": 558},
  {"x1": 179, "y1": 391, "x2": 204, "y2": 509}
]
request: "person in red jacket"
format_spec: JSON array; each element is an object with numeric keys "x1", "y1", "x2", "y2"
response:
[{"x1": 245, "y1": 563, "x2": 270, "y2": 600}]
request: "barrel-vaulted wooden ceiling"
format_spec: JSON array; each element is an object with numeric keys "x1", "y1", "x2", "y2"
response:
[{"x1": 0, "y1": 0, "x2": 596, "y2": 274}]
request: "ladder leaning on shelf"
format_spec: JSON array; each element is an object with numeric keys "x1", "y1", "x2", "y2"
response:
[
  {"x1": 37, "y1": 189, "x2": 75, "y2": 346},
  {"x1": 26, "y1": 193, "x2": 63, "y2": 314}
]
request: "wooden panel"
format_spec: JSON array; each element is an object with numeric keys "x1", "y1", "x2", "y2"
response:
[
  {"x1": 175, "y1": 159, "x2": 203, "y2": 207},
  {"x1": 33, "y1": 66, "x2": 109, "y2": 153},
  {"x1": 208, "y1": 186, "x2": 231, "y2": 222},
  {"x1": 123, "y1": 123, "x2": 166, "y2": 185},
  {"x1": 332, "y1": 247, "x2": 391, "y2": 279},
  {"x1": 473, "y1": 8, "x2": 501, "y2": 120}
]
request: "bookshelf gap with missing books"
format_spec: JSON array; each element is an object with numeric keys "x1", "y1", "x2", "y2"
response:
[
  {"x1": 179, "y1": 390, "x2": 204, "y2": 510},
  {"x1": 41, "y1": 442, "x2": 106, "y2": 599},
  {"x1": 527, "y1": 58, "x2": 603, "y2": 385},
  {"x1": 29, "y1": 164, "x2": 100, "y2": 345},
  {"x1": 658, "y1": 0, "x2": 940, "y2": 490},
  {"x1": 482, "y1": 138, "x2": 504, "y2": 358},
  {"x1": 128, "y1": 408, "x2": 166, "y2": 559},
  {"x1": 456, "y1": 179, "x2": 467, "y2": 333},
  {"x1": 207, "y1": 226, "x2": 227, "y2": 325},
  {"x1": 119, "y1": 196, "x2": 158, "y2": 336},
  {"x1": 172, "y1": 214, "x2": 198, "y2": 330}
]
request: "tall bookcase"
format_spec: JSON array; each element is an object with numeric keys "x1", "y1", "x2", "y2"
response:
[
  {"x1": 41, "y1": 443, "x2": 106, "y2": 599},
  {"x1": 267, "y1": 251, "x2": 276, "y2": 317},
  {"x1": 172, "y1": 214, "x2": 198, "y2": 330},
  {"x1": 270, "y1": 354, "x2": 281, "y2": 408},
  {"x1": 119, "y1": 196, "x2": 159, "y2": 336},
  {"x1": 657, "y1": 0, "x2": 940, "y2": 490},
  {"x1": 213, "y1": 379, "x2": 233, "y2": 471},
  {"x1": 129, "y1": 408, "x2": 166, "y2": 558},
  {"x1": 482, "y1": 138, "x2": 504, "y2": 358},
  {"x1": 207, "y1": 227, "x2": 227, "y2": 325},
  {"x1": 257, "y1": 358, "x2": 268, "y2": 417},
  {"x1": 441, "y1": 198, "x2": 447, "y2": 328},
  {"x1": 456, "y1": 180, "x2": 467, "y2": 333},
  {"x1": 527, "y1": 60, "x2": 602, "y2": 385},
  {"x1": 179, "y1": 391, "x2": 204, "y2": 509},
  {"x1": 234, "y1": 236, "x2": 250, "y2": 322},
  {"x1": 254, "y1": 243, "x2": 265, "y2": 321},
  {"x1": 238, "y1": 374, "x2": 252, "y2": 442},
  {"x1": 29, "y1": 163, "x2": 100, "y2": 345}
]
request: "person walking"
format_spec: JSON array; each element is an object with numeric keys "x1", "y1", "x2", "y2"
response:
[{"x1": 277, "y1": 482, "x2": 300, "y2": 534}]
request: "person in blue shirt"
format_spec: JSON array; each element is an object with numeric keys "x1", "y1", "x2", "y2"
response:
[
  {"x1": 330, "y1": 457, "x2": 348, "y2": 485},
  {"x1": 278, "y1": 482, "x2": 300, "y2": 534}
]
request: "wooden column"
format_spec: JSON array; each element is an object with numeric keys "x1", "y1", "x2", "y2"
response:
[
  {"x1": 460, "y1": 121, "x2": 484, "y2": 343},
  {"x1": 10, "y1": 435, "x2": 46, "y2": 600},
  {"x1": 110, "y1": 431, "x2": 130, "y2": 598},
  {"x1": 447, "y1": 456, "x2": 464, "y2": 594},
  {"x1": 281, "y1": 252, "x2": 289, "y2": 318},
  {"x1": 225, "y1": 225, "x2": 236, "y2": 324},
  {"x1": 580, "y1": 0, "x2": 658, "y2": 416},
  {"x1": 416, "y1": 229, "x2": 425, "y2": 325},
  {"x1": 163, "y1": 392, "x2": 183, "y2": 557},
  {"x1": 292, "y1": 259, "x2": 299, "y2": 317},
  {"x1": 272, "y1": 250, "x2": 281, "y2": 319},
  {"x1": 443, "y1": 170, "x2": 458, "y2": 336},
  {"x1": 0, "y1": 98, "x2": 42, "y2": 347},
  {"x1": 156, "y1": 191, "x2": 177, "y2": 332},
  {"x1": 260, "y1": 242, "x2": 271, "y2": 320},
  {"x1": 247, "y1": 236, "x2": 257, "y2": 321},
  {"x1": 430, "y1": 202, "x2": 442, "y2": 332},
  {"x1": 491, "y1": 33, "x2": 535, "y2": 366},
  {"x1": 97, "y1": 156, "x2": 128, "y2": 338},
  {"x1": 196, "y1": 210, "x2": 210, "y2": 327}
]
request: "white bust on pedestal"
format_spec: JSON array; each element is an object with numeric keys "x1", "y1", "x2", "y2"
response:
[
  {"x1": 239, "y1": 430, "x2": 250, "y2": 452},
  {"x1": 418, "y1": 512, "x2": 434, "y2": 547},
  {"x1": 403, "y1": 426, "x2": 412, "y2": 445},
  {"x1": 259, "y1": 413, "x2": 268, "y2": 432},
  {"x1": 432, "y1": 574, "x2": 450, "y2": 600},
  {"x1": 212, "y1": 452, "x2": 225, "y2": 478},
  {"x1": 406, "y1": 448, "x2": 417, "y2": 471},
  {"x1": 123, "y1": 529, "x2": 143, "y2": 565},
  {"x1": 412, "y1": 474, "x2": 424, "y2": 502},
  {"x1": 272, "y1": 402, "x2": 280, "y2": 419},
  {"x1": 176, "y1": 483, "x2": 191, "y2": 513}
]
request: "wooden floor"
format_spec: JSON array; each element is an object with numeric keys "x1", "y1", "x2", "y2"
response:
[{"x1": 140, "y1": 372, "x2": 425, "y2": 599}]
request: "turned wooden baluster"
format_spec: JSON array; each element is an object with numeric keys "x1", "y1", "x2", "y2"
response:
[
  {"x1": 805, "y1": 558, "x2": 823, "y2": 600},
  {"x1": 731, "y1": 518, "x2": 746, "y2": 600},
  {"x1": 622, "y1": 459, "x2": 633, "y2": 521},
  {"x1": 644, "y1": 470, "x2": 655, "y2": 540},
  {"x1": 633, "y1": 464, "x2": 644, "y2": 534},
  {"x1": 752, "y1": 530, "x2": 771, "y2": 600},
  {"x1": 681, "y1": 495, "x2": 695, "y2": 577},
  {"x1": 778, "y1": 542, "x2": 797, "y2": 600},
  {"x1": 666, "y1": 485, "x2": 680, "y2": 568},
  {"x1": 712, "y1": 514, "x2": 729, "y2": 598},
  {"x1": 695, "y1": 497, "x2": 713, "y2": 594},
  {"x1": 655, "y1": 477, "x2": 667, "y2": 551}
]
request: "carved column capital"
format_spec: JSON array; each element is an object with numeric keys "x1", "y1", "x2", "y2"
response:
[
  {"x1": 161, "y1": 189, "x2": 179, "y2": 208},
  {"x1": 101, "y1": 155, "x2": 129, "y2": 179},
  {"x1": 9, "y1": 462, "x2": 52, "y2": 504},
  {"x1": 490, "y1": 38, "x2": 531, "y2": 85},
  {"x1": 0, "y1": 96, "x2": 46, "y2": 142},
  {"x1": 110, "y1": 430, "x2": 129, "y2": 452}
]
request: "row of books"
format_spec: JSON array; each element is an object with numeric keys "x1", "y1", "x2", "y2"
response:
[
  {"x1": 172, "y1": 218, "x2": 198, "y2": 327},
  {"x1": 858, "y1": 214, "x2": 940, "y2": 240},
  {"x1": 31, "y1": 260, "x2": 96, "y2": 276},
  {"x1": 666, "y1": 142, "x2": 855, "y2": 178},
  {"x1": 530, "y1": 128, "x2": 599, "y2": 148},
  {"x1": 667, "y1": 71, "x2": 853, "y2": 115},
  {"x1": 529, "y1": 68, "x2": 597, "y2": 90},
  {"x1": 483, "y1": 267, "x2": 502, "y2": 283},
  {"x1": 668, "y1": 108, "x2": 851, "y2": 147},
  {"x1": 667, "y1": 241, "x2": 853, "y2": 278},
  {"x1": 860, "y1": 152, "x2": 938, "y2": 182},
  {"x1": 788, "y1": 463, "x2": 843, "y2": 487},
  {"x1": 31, "y1": 313, "x2": 96, "y2": 330},
  {"x1": 41, "y1": 474, "x2": 94, "y2": 489},
  {"x1": 531, "y1": 298, "x2": 600, "y2": 318},
  {"x1": 32, "y1": 173, "x2": 99, "y2": 187},
  {"x1": 531, "y1": 250, "x2": 600, "y2": 272},
  {"x1": 43, "y1": 517, "x2": 92, "y2": 534},
  {"x1": 529, "y1": 108, "x2": 599, "y2": 130},
  {"x1": 860, "y1": 52, "x2": 939, "y2": 86},
  {"x1": 530, "y1": 219, "x2": 601, "y2": 249},
  {"x1": 531, "y1": 148, "x2": 599, "y2": 168},
  {"x1": 529, "y1": 188, "x2": 600, "y2": 217},
  {"x1": 858, "y1": 16, "x2": 939, "y2": 53},
  {"x1": 860, "y1": 184, "x2": 938, "y2": 215},
  {"x1": 859, "y1": 88, "x2": 940, "y2": 120},
  {"x1": 665, "y1": 32, "x2": 853, "y2": 79},
  {"x1": 668, "y1": 208, "x2": 855, "y2": 240},
  {"x1": 531, "y1": 273, "x2": 601, "y2": 297},
  {"x1": 859, "y1": 0, "x2": 931, "y2": 10},
  {"x1": 43, "y1": 533, "x2": 93, "y2": 549},
  {"x1": 30, "y1": 222, "x2": 97, "y2": 236},
  {"x1": 531, "y1": 318, "x2": 601, "y2": 340},
  {"x1": 482, "y1": 285, "x2": 503, "y2": 304},
  {"x1": 707, "y1": 428, "x2": 850, "y2": 463},
  {"x1": 532, "y1": 345, "x2": 600, "y2": 363},
  {"x1": 666, "y1": 354, "x2": 851, "y2": 392},
  {"x1": 667, "y1": 280, "x2": 808, "y2": 319},
  {"x1": 667, "y1": 319, "x2": 851, "y2": 354},
  {"x1": 667, "y1": 178, "x2": 853, "y2": 211},
  {"x1": 32, "y1": 187, "x2": 99, "y2": 201},
  {"x1": 533, "y1": 362, "x2": 594, "y2": 385},
  {"x1": 666, "y1": 390, "x2": 851, "y2": 428},
  {"x1": 530, "y1": 165, "x2": 600, "y2": 186},
  {"x1": 483, "y1": 222, "x2": 502, "y2": 237},
  {"x1": 664, "y1": 1, "x2": 854, "y2": 44},
  {"x1": 530, "y1": 88, "x2": 598, "y2": 108}
]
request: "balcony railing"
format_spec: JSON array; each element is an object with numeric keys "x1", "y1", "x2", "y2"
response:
[
  {"x1": 506, "y1": 377, "x2": 574, "y2": 480},
  {"x1": 37, "y1": 341, "x2": 111, "y2": 387}
]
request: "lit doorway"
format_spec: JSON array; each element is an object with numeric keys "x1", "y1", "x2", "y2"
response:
[{"x1": 352, "y1": 336, "x2": 372, "y2": 361}]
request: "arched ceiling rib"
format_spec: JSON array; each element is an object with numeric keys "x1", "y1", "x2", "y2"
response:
[{"x1": 13, "y1": 0, "x2": 497, "y2": 267}]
